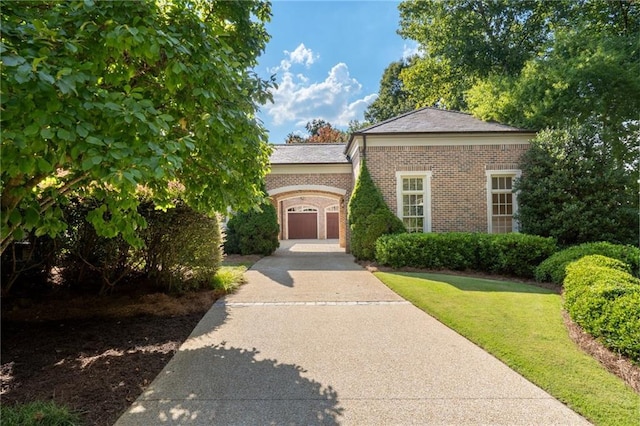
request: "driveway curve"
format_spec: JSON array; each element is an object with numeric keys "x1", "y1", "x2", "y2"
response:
[{"x1": 116, "y1": 240, "x2": 590, "y2": 425}]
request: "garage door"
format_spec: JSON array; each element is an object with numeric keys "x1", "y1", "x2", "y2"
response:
[
  {"x1": 288, "y1": 212, "x2": 318, "y2": 239},
  {"x1": 326, "y1": 212, "x2": 339, "y2": 239}
]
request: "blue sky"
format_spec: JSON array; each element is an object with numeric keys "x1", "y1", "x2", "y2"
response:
[{"x1": 254, "y1": 0, "x2": 418, "y2": 144}]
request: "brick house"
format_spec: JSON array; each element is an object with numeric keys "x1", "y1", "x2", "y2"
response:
[{"x1": 265, "y1": 107, "x2": 535, "y2": 251}]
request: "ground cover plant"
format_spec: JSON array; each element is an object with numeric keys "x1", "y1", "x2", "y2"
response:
[
  {"x1": 375, "y1": 232, "x2": 557, "y2": 278},
  {"x1": 375, "y1": 271, "x2": 640, "y2": 425}
]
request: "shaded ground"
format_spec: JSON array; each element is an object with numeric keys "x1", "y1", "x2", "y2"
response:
[{"x1": 1, "y1": 290, "x2": 223, "y2": 426}]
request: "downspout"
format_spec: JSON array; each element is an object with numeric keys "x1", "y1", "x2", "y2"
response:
[{"x1": 362, "y1": 134, "x2": 367, "y2": 160}]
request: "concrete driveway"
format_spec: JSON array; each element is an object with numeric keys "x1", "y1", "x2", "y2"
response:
[{"x1": 115, "y1": 240, "x2": 590, "y2": 425}]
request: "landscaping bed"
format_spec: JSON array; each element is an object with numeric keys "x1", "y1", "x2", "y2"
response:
[{"x1": 1, "y1": 290, "x2": 220, "y2": 426}]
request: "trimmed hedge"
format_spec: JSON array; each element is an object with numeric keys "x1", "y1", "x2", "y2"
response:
[
  {"x1": 376, "y1": 232, "x2": 557, "y2": 279},
  {"x1": 535, "y1": 242, "x2": 640, "y2": 284},
  {"x1": 564, "y1": 255, "x2": 640, "y2": 363}
]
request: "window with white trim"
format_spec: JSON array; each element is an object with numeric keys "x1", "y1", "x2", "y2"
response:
[
  {"x1": 396, "y1": 172, "x2": 431, "y2": 233},
  {"x1": 287, "y1": 206, "x2": 318, "y2": 212},
  {"x1": 486, "y1": 171, "x2": 521, "y2": 234}
]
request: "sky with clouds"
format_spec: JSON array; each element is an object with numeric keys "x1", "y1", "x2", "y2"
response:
[{"x1": 254, "y1": 0, "x2": 418, "y2": 144}]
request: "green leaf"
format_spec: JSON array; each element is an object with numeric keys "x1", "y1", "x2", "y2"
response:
[
  {"x1": 40, "y1": 127, "x2": 55, "y2": 139},
  {"x1": 37, "y1": 157, "x2": 53, "y2": 172},
  {"x1": 86, "y1": 136, "x2": 103, "y2": 145},
  {"x1": 76, "y1": 123, "x2": 89, "y2": 138},
  {"x1": 24, "y1": 124, "x2": 40, "y2": 136},
  {"x1": 9, "y1": 209, "x2": 21, "y2": 226},
  {"x1": 57, "y1": 128, "x2": 74, "y2": 141},
  {"x1": 1, "y1": 55, "x2": 25, "y2": 67},
  {"x1": 24, "y1": 207, "x2": 40, "y2": 228},
  {"x1": 37, "y1": 71, "x2": 55, "y2": 84},
  {"x1": 12, "y1": 227, "x2": 25, "y2": 241}
]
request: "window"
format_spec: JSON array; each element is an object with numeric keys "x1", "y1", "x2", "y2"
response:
[
  {"x1": 486, "y1": 171, "x2": 521, "y2": 233},
  {"x1": 396, "y1": 172, "x2": 432, "y2": 233},
  {"x1": 287, "y1": 206, "x2": 318, "y2": 212}
]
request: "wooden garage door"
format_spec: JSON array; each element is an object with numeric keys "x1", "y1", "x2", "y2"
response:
[
  {"x1": 288, "y1": 212, "x2": 318, "y2": 239},
  {"x1": 326, "y1": 212, "x2": 339, "y2": 239}
]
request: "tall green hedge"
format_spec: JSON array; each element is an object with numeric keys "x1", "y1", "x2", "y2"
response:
[
  {"x1": 348, "y1": 160, "x2": 405, "y2": 260},
  {"x1": 376, "y1": 232, "x2": 557, "y2": 279},
  {"x1": 224, "y1": 201, "x2": 279, "y2": 256}
]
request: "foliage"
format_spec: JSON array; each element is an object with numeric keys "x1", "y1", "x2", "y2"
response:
[
  {"x1": 397, "y1": 0, "x2": 560, "y2": 109},
  {"x1": 1, "y1": 0, "x2": 274, "y2": 253},
  {"x1": 376, "y1": 232, "x2": 557, "y2": 279},
  {"x1": 376, "y1": 271, "x2": 640, "y2": 425},
  {"x1": 515, "y1": 125, "x2": 639, "y2": 247},
  {"x1": 0, "y1": 401, "x2": 81, "y2": 426},
  {"x1": 210, "y1": 265, "x2": 247, "y2": 293},
  {"x1": 364, "y1": 60, "x2": 415, "y2": 124},
  {"x1": 224, "y1": 201, "x2": 279, "y2": 256},
  {"x1": 140, "y1": 200, "x2": 223, "y2": 292},
  {"x1": 564, "y1": 255, "x2": 640, "y2": 363},
  {"x1": 347, "y1": 161, "x2": 405, "y2": 260},
  {"x1": 535, "y1": 242, "x2": 640, "y2": 284},
  {"x1": 285, "y1": 119, "x2": 348, "y2": 143}
]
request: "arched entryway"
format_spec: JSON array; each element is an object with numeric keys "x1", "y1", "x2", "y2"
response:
[{"x1": 267, "y1": 185, "x2": 348, "y2": 249}]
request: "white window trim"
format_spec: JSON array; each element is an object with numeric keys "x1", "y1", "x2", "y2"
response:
[
  {"x1": 485, "y1": 170, "x2": 521, "y2": 233},
  {"x1": 396, "y1": 171, "x2": 432, "y2": 232}
]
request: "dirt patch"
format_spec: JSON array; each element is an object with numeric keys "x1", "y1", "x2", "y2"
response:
[{"x1": 0, "y1": 290, "x2": 221, "y2": 426}]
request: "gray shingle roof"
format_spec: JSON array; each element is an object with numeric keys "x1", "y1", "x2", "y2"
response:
[
  {"x1": 270, "y1": 143, "x2": 350, "y2": 164},
  {"x1": 356, "y1": 107, "x2": 529, "y2": 134}
]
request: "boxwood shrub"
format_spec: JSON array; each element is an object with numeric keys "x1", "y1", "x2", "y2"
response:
[
  {"x1": 563, "y1": 255, "x2": 640, "y2": 363},
  {"x1": 375, "y1": 232, "x2": 557, "y2": 279},
  {"x1": 535, "y1": 241, "x2": 640, "y2": 284}
]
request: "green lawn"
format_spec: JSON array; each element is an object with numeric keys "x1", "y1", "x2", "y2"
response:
[{"x1": 375, "y1": 271, "x2": 640, "y2": 426}]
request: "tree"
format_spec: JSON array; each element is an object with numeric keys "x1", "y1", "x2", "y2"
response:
[
  {"x1": 284, "y1": 119, "x2": 347, "y2": 143},
  {"x1": 1, "y1": 0, "x2": 275, "y2": 253},
  {"x1": 364, "y1": 60, "x2": 415, "y2": 124},
  {"x1": 347, "y1": 161, "x2": 405, "y2": 260},
  {"x1": 397, "y1": 0, "x2": 560, "y2": 109},
  {"x1": 515, "y1": 124, "x2": 639, "y2": 247}
]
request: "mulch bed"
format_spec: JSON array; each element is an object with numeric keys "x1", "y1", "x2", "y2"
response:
[{"x1": 1, "y1": 291, "x2": 220, "y2": 426}]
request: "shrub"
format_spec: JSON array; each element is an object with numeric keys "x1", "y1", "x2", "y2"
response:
[
  {"x1": 490, "y1": 233, "x2": 558, "y2": 278},
  {"x1": 224, "y1": 201, "x2": 279, "y2": 256},
  {"x1": 348, "y1": 161, "x2": 405, "y2": 260},
  {"x1": 141, "y1": 200, "x2": 223, "y2": 292},
  {"x1": 535, "y1": 241, "x2": 640, "y2": 284},
  {"x1": 564, "y1": 255, "x2": 640, "y2": 363},
  {"x1": 376, "y1": 232, "x2": 557, "y2": 279}
]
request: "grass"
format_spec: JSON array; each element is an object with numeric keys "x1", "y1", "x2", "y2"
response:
[
  {"x1": 210, "y1": 265, "x2": 248, "y2": 293},
  {"x1": 0, "y1": 401, "x2": 81, "y2": 426},
  {"x1": 375, "y1": 271, "x2": 640, "y2": 426}
]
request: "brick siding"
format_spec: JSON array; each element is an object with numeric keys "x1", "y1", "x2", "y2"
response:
[{"x1": 364, "y1": 144, "x2": 529, "y2": 233}]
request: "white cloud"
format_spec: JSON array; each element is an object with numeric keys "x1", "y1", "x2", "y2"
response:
[
  {"x1": 264, "y1": 61, "x2": 377, "y2": 129},
  {"x1": 269, "y1": 43, "x2": 318, "y2": 74}
]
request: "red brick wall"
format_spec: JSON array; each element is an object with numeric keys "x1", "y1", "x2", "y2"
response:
[{"x1": 364, "y1": 144, "x2": 529, "y2": 233}]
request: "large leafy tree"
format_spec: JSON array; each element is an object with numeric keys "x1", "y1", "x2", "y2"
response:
[
  {"x1": 515, "y1": 124, "x2": 638, "y2": 246},
  {"x1": 364, "y1": 60, "x2": 414, "y2": 124},
  {"x1": 1, "y1": 0, "x2": 275, "y2": 253},
  {"x1": 398, "y1": 0, "x2": 560, "y2": 110}
]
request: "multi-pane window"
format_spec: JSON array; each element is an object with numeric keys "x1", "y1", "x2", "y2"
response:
[
  {"x1": 487, "y1": 173, "x2": 519, "y2": 233},
  {"x1": 402, "y1": 177, "x2": 424, "y2": 232}
]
